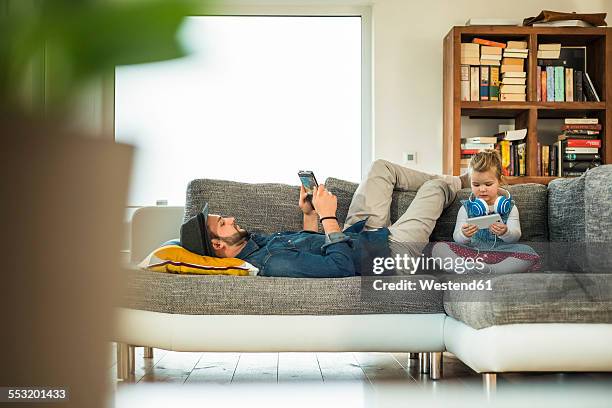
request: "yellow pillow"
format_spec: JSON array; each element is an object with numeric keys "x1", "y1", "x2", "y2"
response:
[{"x1": 138, "y1": 244, "x2": 258, "y2": 276}]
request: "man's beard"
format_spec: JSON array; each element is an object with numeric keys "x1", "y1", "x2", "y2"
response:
[{"x1": 221, "y1": 228, "x2": 249, "y2": 246}]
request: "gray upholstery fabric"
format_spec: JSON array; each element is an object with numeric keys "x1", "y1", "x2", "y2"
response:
[
  {"x1": 443, "y1": 273, "x2": 612, "y2": 329},
  {"x1": 585, "y1": 165, "x2": 612, "y2": 241},
  {"x1": 184, "y1": 179, "x2": 304, "y2": 235},
  {"x1": 548, "y1": 174, "x2": 586, "y2": 242},
  {"x1": 119, "y1": 268, "x2": 444, "y2": 315},
  {"x1": 326, "y1": 177, "x2": 548, "y2": 242}
]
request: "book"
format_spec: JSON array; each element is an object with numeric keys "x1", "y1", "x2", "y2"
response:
[
  {"x1": 503, "y1": 52, "x2": 528, "y2": 58},
  {"x1": 460, "y1": 65, "x2": 470, "y2": 101},
  {"x1": 542, "y1": 145, "x2": 550, "y2": 176},
  {"x1": 502, "y1": 58, "x2": 525, "y2": 66},
  {"x1": 504, "y1": 48, "x2": 528, "y2": 54},
  {"x1": 507, "y1": 41, "x2": 527, "y2": 49},
  {"x1": 481, "y1": 46, "x2": 503, "y2": 55},
  {"x1": 563, "y1": 161, "x2": 601, "y2": 171},
  {"x1": 480, "y1": 66, "x2": 489, "y2": 101},
  {"x1": 489, "y1": 66, "x2": 500, "y2": 101},
  {"x1": 472, "y1": 38, "x2": 506, "y2": 48},
  {"x1": 566, "y1": 139, "x2": 601, "y2": 148},
  {"x1": 539, "y1": 43, "x2": 562, "y2": 51},
  {"x1": 481, "y1": 54, "x2": 503, "y2": 60},
  {"x1": 496, "y1": 128, "x2": 527, "y2": 141},
  {"x1": 562, "y1": 124, "x2": 602, "y2": 130},
  {"x1": 502, "y1": 72, "x2": 526, "y2": 78},
  {"x1": 461, "y1": 149, "x2": 486, "y2": 155},
  {"x1": 517, "y1": 143, "x2": 526, "y2": 176},
  {"x1": 565, "y1": 147, "x2": 599, "y2": 154},
  {"x1": 541, "y1": 69, "x2": 547, "y2": 101},
  {"x1": 565, "y1": 68, "x2": 574, "y2": 102},
  {"x1": 461, "y1": 143, "x2": 496, "y2": 150},
  {"x1": 463, "y1": 137, "x2": 497, "y2": 144},
  {"x1": 461, "y1": 57, "x2": 481, "y2": 65},
  {"x1": 502, "y1": 77, "x2": 525, "y2": 85},
  {"x1": 501, "y1": 64, "x2": 523, "y2": 73},
  {"x1": 564, "y1": 153, "x2": 601, "y2": 161},
  {"x1": 565, "y1": 118, "x2": 599, "y2": 124},
  {"x1": 536, "y1": 66, "x2": 542, "y2": 102},
  {"x1": 470, "y1": 66, "x2": 479, "y2": 101},
  {"x1": 500, "y1": 140, "x2": 511, "y2": 176},
  {"x1": 545, "y1": 66, "x2": 554, "y2": 101},
  {"x1": 583, "y1": 72, "x2": 600, "y2": 102},
  {"x1": 479, "y1": 59, "x2": 501, "y2": 66},
  {"x1": 500, "y1": 93, "x2": 526, "y2": 101},
  {"x1": 574, "y1": 70, "x2": 583, "y2": 102},
  {"x1": 554, "y1": 66, "x2": 564, "y2": 102},
  {"x1": 500, "y1": 84, "x2": 526, "y2": 94},
  {"x1": 537, "y1": 50, "x2": 561, "y2": 59},
  {"x1": 461, "y1": 43, "x2": 480, "y2": 57}
]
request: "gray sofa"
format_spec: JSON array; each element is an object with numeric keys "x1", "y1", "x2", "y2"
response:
[{"x1": 115, "y1": 164, "x2": 612, "y2": 390}]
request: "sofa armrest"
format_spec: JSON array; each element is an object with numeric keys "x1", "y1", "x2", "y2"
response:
[{"x1": 130, "y1": 206, "x2": 185, "y2": 263}]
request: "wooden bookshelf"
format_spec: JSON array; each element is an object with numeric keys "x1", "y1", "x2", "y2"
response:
[{"x1": 443, "y1": 26, "x2": 611, "y2": 184}]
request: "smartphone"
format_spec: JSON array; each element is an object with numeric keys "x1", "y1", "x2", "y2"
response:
[
  {"x1": 298, "y1": 171, "x2": 319, "y2": 200},
  {"x1": 468, "y1": 213, "x2": 503, "y2": 229}
]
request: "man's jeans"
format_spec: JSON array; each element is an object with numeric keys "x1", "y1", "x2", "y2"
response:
[{"x1": 343, "y1": 159, "x2": 459, "y2": 263}]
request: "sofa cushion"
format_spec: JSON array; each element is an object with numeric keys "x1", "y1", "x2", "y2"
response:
[
  {"x1": 120, "y1": 269, "x2": 445, "y2": 315},
  {"x1": 548, "y1": 174, "x2": 586, "y2": 242},
  {"x1": 584, "y1": 165, "x2": 612, "y2": 242},
  {"x1": 184, "y1": 179, "x2": 304, "y2": 235},
  {"x1": 326, "y1": 177, "x2": 548, "y2": 242},
  {"x1": 443, "y1": 273, "x2": 612, "y2": 329}
]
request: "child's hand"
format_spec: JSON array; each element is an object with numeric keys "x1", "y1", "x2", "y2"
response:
[
  {"x1": 489, "y1": 222, "x2": 508, "y2": 236},
  {"x1": 461, "y1": 224, "x2": 478, "y2": 238}
]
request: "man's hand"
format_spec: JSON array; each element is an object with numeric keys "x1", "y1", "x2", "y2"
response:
[
  {"x1": 312, "y1": 185, "x2": 337, "y2": 218},
  {"x1": 489, "y1": 222, "x2": 508, "y2": 236},
  {"x1": 299, "y1": 185, "x2": 316, "y2": 216},
  {"x1": 461, "y1": 224, "x2": 478, "y2": 238}
]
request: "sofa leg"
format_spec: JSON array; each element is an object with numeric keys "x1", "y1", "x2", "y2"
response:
[
  {"x1": 116, "y1": 343, "x2": 135, "y2": 381},
  {"x1": 143, "y1": 346, "x2": 154, "y2": 359},
  {"x1": 483, "y1": 373, "x2": 497, "y2": 398},
  {"x1": 429, "y1": 352, "x2": 443, "y2": 380},
  {"x1": 419, "y1": 352, "x2": 430, "y2": 374}
]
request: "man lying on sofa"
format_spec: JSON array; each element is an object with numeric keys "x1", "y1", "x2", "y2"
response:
[{"x1": 181, "y1": 160, "x2": 469, "y2": 278}]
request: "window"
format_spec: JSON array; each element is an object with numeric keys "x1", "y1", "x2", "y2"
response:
[{"x1": 115, "y1": 15, "x2": 364, "y2": 206}]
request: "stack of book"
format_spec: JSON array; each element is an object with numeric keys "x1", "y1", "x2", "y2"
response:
[
  {"x1": 460, "y1": 135, "x2": 497, "y2": 172},
  {"x1": 460, "y1": 128, "x2": 527, "y2": 176},
  {"x1": 460, "y1": 38, "x2": 526, "y2": 102},
  {"x1": 537, "y1": 118, "x2": 602, "y2": 177},
  {"x1": 500, "y1": 41, "x2": 528, "y2": 102},
  {"x1": 537, "y1": 45, "x2": 600, "y2": 102}
]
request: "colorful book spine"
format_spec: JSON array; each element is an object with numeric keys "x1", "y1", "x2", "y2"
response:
[
  {"x1": 489, "y1": 66, "x2": 500, "y2": 101},
  {"x1": 546, "y1": 66, "x2": 554, "y2": 102},
  {"x1": 565, "y1": 68, "x2": 573, "y2": 101},
  {"x1": 536, "y1": 66, "x2": 541, "y2": 102},
  {"x1": 480, "y1": 66, "x2": 490, "y2": 101},
  {"x1": 472, "y1": 38, "x2": 506, "y2": 48},
  {"x1": 566, "y1": 139, "x2": 602, "y2": 148},
  {"x1": 541, "y1": 70, "x2": 547, "y2": 101},
  {"x1": 500, "y1": 140, "x2": 511, "y2": 176},
  {"x1": 460, "y1": 65, "x2": 470, "y2": 101},
  {"x1": 554, "y1": 66, "x2": 564, "y2": 102}
]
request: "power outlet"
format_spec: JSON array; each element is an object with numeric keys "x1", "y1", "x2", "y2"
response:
[{"x1": 403, "y1": 151, "x2": 417, "y2": 164}]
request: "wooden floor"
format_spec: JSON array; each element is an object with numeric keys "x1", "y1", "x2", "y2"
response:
[{"x1": 109, "y1": 343, "x2": 612, "y2": 390}]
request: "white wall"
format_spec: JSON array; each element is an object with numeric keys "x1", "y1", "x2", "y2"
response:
[
  {"x1": 88, "y1": 0, "x2": 610, "y2": 174},
  {"x1": 371, "y1": 0, "x2": 610, "y2": 173}
]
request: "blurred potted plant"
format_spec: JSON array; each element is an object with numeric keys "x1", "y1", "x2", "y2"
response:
[{"x1": 0, "y1": 1, "x2": 196, "y2": 405}]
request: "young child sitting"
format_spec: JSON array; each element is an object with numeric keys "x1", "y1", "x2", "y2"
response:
[{"x1": 432, "y1": 149, "x2": 539, "y2": 274}]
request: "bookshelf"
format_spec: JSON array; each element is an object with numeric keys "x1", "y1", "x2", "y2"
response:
[{"x1": 443, "y1": 26, "x2": 611, "y2": 184}]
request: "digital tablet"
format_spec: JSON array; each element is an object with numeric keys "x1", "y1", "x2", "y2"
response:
[{"x1": 468, "y1": 213, "x2": 503, "y2": 229}]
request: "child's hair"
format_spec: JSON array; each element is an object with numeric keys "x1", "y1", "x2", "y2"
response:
[{"x1": 469, "y1": 149, "x2": 503, "y2": 181}]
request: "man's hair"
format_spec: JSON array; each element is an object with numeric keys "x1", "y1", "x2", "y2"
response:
[{"x1": 469, "y1": 149, "x2": 503, "y2": 181}]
